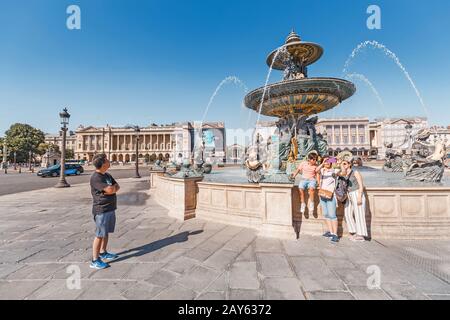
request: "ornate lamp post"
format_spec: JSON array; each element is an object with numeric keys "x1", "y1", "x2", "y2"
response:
[
  {"x1": 134, "y1": 126, "x2": 141, "y2": 178},
  {"x1": 55, "y1": 108, "x2": 71, "y2": 188}
]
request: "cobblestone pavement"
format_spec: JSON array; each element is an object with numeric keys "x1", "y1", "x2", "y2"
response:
[{"x1": 0, "y1": 179, "x2": 449, "y2": 300}]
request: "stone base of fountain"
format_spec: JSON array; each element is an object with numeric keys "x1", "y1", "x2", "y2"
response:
[
  {"x1": 261, "y1": 170, "x2": 293, "y2": 184},
  {"x1": 149, "y1": 171, "x2": 450, "y2": 240}
]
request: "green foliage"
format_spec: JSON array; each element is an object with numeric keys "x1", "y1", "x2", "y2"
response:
[
  {"x1": 4, "y1": 123, "x2": 45, "y2": 163},
  {"x1": 65, "y1": 149, "x2": 74, "y2": 160}
]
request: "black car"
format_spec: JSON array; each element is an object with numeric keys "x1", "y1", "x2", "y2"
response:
[{"x1": 37, "y1": 164, "x2": 84, "y2": 177}]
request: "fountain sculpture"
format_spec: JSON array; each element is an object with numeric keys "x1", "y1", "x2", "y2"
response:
[
  {"x1": 383, "y1": 128, "x2": 447, "y2": 182},
  {"x1": 244, "y1": 30, "x2": 356, "y2": 183}
]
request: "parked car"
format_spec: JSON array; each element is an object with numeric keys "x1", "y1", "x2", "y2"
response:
[{"x1": 37, "y1": 164, "x2": 84, "y2": 177}]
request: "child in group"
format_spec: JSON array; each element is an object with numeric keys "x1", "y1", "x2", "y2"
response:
[
  {"x1": 317, "y1": 157, "x2": 340, "y2": 242},
  {"x1": 291, "y1": 152, "x2": 321, "y2": 214}
]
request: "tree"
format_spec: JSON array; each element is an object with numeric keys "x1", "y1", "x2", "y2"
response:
[
  {"x1": 65, "y1": 149, "x2": 74, "y2": 160},
  {"x1": 4, "y1": 124, "x2": 45, "y2": 163}
]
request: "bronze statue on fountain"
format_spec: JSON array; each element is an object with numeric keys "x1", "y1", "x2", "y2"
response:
[
  {"x1": 243, "y1": 30, "x2": 356, "y2": 183},
  {"x1": 383, "y1": 128, "x2": 447, "y2": 182}
]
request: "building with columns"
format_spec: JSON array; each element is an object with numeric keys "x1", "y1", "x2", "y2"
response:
[
  {"x1": 316, "y1": 118, "x2": 371, "y2": 157},
  {"x1": 44, "y1": 131, "x2": 77, "y2": 152},
  {"x1": 74, "y1": 122, "x2": 226, "y2": 163}
]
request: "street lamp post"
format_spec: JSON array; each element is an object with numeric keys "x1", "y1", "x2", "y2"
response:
[
  {"x1": 13, "y1": 151, "x2": 17, "y2": 170},
  {"x1": 55, "y1": 108, "x2": 71, "y2": 188},
  {"x1": 134, "y1": 126, "x2": 141, "y2": 178}
]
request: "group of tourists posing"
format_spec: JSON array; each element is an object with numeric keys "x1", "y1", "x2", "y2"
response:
[{"x1": 291, "y1": 153, "x2": 368, "y2": 243}]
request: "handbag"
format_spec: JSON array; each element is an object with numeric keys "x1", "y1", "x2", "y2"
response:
[
  {"x1": 318, "y1": 168, "x2": 334, "y2": 200},
  {"x1": 318, "y1": 188, "x2": 334, "y2": 200}
]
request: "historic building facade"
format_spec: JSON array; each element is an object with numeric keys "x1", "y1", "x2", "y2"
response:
[
  {"x1": 73, "y1": 122, "x2": 225, "y2": 163},
  {"x1": 316, "y1": 118, "x2": 371, "y2": 157},
  {"x1": 44, "y1": 131, "x2": 77, "y2": 152},
  {"x1": 370, "y1": 117, "x2": 429, "y2": 158}
]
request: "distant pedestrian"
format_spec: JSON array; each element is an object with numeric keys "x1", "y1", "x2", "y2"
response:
[{"x1": 90, "y1": 153, "x2": 120, "y2": 269}]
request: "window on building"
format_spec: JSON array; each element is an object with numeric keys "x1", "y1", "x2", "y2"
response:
[
  {"x1": 343, "y1": 135, "x2": 349, "y2": 144},
  {"x1": 351, "y1": 135, "x2": 356, "y2": 144},
  {"x1": 335, "y1": 135, "x2": 340, "y2": 144},
  {"x1": 359, "y1": 135, "x2": 365, "y2": 144}
]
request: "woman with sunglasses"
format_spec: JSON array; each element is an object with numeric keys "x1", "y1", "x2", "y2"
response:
[{"x1": 340, "y1": 159, "x2": 368, "y2": 242}]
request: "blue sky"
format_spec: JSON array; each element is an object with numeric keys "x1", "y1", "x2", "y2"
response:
[{"x1": 1, "y1": 0, "x2": 449, "y2": 135}]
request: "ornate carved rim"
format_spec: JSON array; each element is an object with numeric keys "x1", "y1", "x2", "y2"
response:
[{"x1": 244, "y1": 77, "x2": 356, "y2": 117}]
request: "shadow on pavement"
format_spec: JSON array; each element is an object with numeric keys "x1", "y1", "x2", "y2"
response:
[
  {"x1": 111, "y1": 230, "x2": 203, "y2": 263},
  {"x1": 117, "y1": 191, "x2": 150, "y2": 206}
]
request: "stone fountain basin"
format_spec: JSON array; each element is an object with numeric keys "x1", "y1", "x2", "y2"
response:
[
  {"x1": 244, "y1": 77, "x2": 356, "y2": 117},
  {"x1": 150, "y1": 167, "x2": 450, "y2": 240}
]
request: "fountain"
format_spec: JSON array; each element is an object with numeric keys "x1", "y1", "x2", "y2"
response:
[
  {"x1": 244, "y1": 30, "x2": 356, "y2": 183},
  {"x1": 149, "y1": 30, "x2": 450, "y2": 240}
]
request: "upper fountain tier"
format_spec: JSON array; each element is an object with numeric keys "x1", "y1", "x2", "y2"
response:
[
  {"x1": 266, "y1": 30, "x2": 324, "y2": 70},
  {"x1": 244, "y1": 30, "x2": 356, "y2": 118}
]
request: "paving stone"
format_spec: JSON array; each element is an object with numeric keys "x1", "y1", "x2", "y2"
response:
[
  {"x1": 348, "y1": 286, "x2": 391, "y2": 300},
  {"x1": 146, "y1": 269, "x2": 180, "y2": 287},
  {"x1": 205, "y1": 272, "x2": 228, "y2": 292},
  {"x1": 165, "y1": 256, "x2": 199, "y2": 274},
  {"x1": 223, "y1": 230, "x2": 257, "y2": 252},
  {"x1": 0, "y1": 264, "x2": 26, "y2": 279},
  {"x1": 381, "y1": 283, "x2": 431, "y2": 300},
  {"x1": 263, "y1": 278, "x2": 305, "y2": 300},
  {"x1": 19, "y1": 249, "x2": 71, "y2": 263},
  {"x1": 255, "y1": 238, "x2": 283, "y2": 253},
  {"x1": 235, "y1": 244, "x2": 256, "y2": 262},
  {"x1": 229, "y1": 289, "x2": 262, "y2": 300},
  {"x1": 196, "y1": 291, "x2": 226, "y2": 300},
  {"x1": 178, "y1": 265, "x2": 221, "y2": 292},
  {"x1": 123, "y1": 262, "x2": 165, "y2": 280},
  {"x1": 426, "y1": 294, "x2": 450, "y2": 300},
  {"x1": 25, "y1": 280, "x2": 84, "y2": 300},
  {"x1": 76, "y1": 281, "x2": 135, "y2": 300},
  {"x1": 323, "y1": 258, "x2": 357, "y2": 270},
  {"x1": 0, "y1": 280, "x2": 47, "y2": 300},
  {"x1": 257, "y1": 253, "x2": 294, "y2": 277},
  {"x1": 156, "y1": 284, "x2": 196, "y2": 300},
  {"x1": 5, "y1": 263, "x2": 67, "y2": 280},
  {"x1": 0, "y1": 249, "x2": 42, "y2": 264},
  {"x1": 185, "y1": 248, "x2": 215, "y2": 262},
  {"x1": 282, "y1": 238, "x2": 322, "y2": 257},
  {"x1": 291, "y1": 257, "x2": 345, "y2": 291},
  {"x1": 306, "y1": 291, "x2": 355, "y2": 300},
  {"x1": 122, "y1": 281, "x2": 164, "y2": 300},
  {"x1": 229, "y1": 262, "x2": 259, "y2": 290},
  {"x1": 333, "y1": 268, "x2": 372, "y2": 286},
  {"x1": 204, "y1": 249, "x2": 240, "y2": 270}
]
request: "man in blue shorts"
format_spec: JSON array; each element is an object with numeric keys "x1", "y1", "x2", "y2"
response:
[{"x1": 90, "y1": 153, "x2": 120, "y2": 269}]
